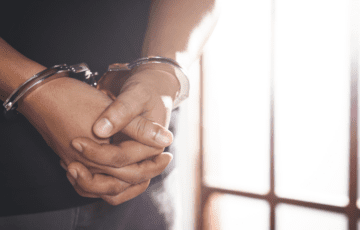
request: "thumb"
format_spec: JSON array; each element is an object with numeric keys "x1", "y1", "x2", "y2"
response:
[{"x1": 93, "y1": 83, "x2": 150, "y2": 138}]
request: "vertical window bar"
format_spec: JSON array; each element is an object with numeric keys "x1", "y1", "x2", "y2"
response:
[
  {"x1": 199, "y1": 55, "x2": 206, "y2": 230},
  {"x1": 349, "y1": 0, "x2": 358, "y2": 229},
  {"x1": 270, "y1": 0, "x2": 276, "y2": 229}
]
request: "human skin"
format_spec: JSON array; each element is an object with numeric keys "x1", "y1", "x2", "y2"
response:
[
  {"x1": 68, "y1": 66, "x2": 179, "y2": 204},
  {"x1": 0, "y1": 38, "x2": 173, "y2": 205},
  {"x1": 68, "y1": 0, "x2": 221, "y2": 204},
  {"x1": 89, "y1": 0, "x2": 221, "y2": 140},
  {"x1": 0, "y1": 0, "x2": 221, "y2": 205}
]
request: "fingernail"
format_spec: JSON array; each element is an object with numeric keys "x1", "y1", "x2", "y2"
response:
[
  {"x1": 67, "y1": 174, "x2": 76, "y2": 186},
  {"x1": 69, "y1": 169, "x2": 78, "y2": 180},
  {"x1": 94, "y1": 118, "x2": 113, "y2": 136},
  {"x1": 72, "y1": 141, "x2": 83, "y2": 152},
  {"x1": 60, "y1": 161, "x2": 68, "y2": 170},
  {"x1": 155, "y1": 129, "x2": 172, "y2": 145}
]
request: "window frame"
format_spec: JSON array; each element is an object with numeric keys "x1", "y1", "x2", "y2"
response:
[{"x1": 198, "y1": 0, "x2": 360, "y2": 229}]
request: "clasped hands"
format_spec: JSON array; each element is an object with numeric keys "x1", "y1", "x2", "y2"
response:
[{"x1": 18, "y1": 65, "x2": 180, "y2": 205}]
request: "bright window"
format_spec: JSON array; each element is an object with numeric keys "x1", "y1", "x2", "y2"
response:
[{"x1": 202, "y1": 0, "x2": 358, "y2": 229}]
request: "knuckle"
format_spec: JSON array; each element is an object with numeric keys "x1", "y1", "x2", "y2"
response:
[
  {"x1": 109, "y1": 101, "x2": 132, "y2": 122},
  {"x1": 134, "y1": 118, "x2": 148, "y2": 139}
]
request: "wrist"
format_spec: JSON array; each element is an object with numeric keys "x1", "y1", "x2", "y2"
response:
[
  {"x1": 18, "y1": 72, "x2": 69, "y2": 114},
  {"x1": 0, "y1": 63, "x2": 46, "y2": 101},
  {"x1": 122, "y1": 56, "x2": 189, "y2": 108},
  {"x1": 0, "y1": 38, "x2": 47, "y2": 100},
  {"x1": 4, "y1": 63, "x2": 97, "y2": 113},
  {"x1": 131, "y1": 63, "x2": 181, "y2": 100},
  {"x1": 98, "y1": 57, "x2": 189, "y2": 109}
]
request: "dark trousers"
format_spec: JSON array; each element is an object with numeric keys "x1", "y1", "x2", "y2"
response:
[{"x1": 0, "y1": 171, "x2": 177, "y2": 230}]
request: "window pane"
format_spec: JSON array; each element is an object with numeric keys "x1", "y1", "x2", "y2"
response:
[
  {"x1": 274, "y1": 0, "x2": 350, "y2": 206},
  {"x1": 204, "y1": 193, "x2": 270, "y2": 230},
  {"x1": 276, "y1": 204, "x2": 347, "y2": 230},
  {"x1": 203, "y1": 0, "x2": 271, "y2": 194}
]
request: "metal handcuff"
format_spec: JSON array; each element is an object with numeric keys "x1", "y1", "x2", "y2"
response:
[
  {"x1": 2, "y1": 57, "x2": 189, "y2": 119},
  {"x1": 97, "y1": 56, "x2": 189, "y2": 108}
]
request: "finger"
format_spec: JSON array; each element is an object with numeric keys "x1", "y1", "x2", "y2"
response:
[
  {"x1": 101, "y1": 180, "x2": 150, "y2": 206},
  {"x1": 73, "y1": 185, "x2": 100, "y2": 198},
  {"x1": 67, "y1": 162, "x2": 131, "y2": 196},
  {"x1": 121, "y1": 116, "x2": 173, "y2": 148},
  {"x1": 93, "y1": 152, "x2": 173, "y2": 184},
  {"x1": 60, "y1": 160, "x2": 68, "y2": 170},
  {"x1": 72, "y1": 137, "x2": 163, "y2": 168},
  {"x1": 66, "y1": 171, "x2": 99, "y2": 198},
  {"x1": 93, "y1": 82, "x2": 150, "y2": 138}
]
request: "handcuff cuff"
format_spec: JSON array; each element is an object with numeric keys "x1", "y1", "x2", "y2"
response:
[
  {"x1": 98, "y1": 56, "x2": 189, "y2": 108},
  {"x1": 3, "y1": 63, "x2": 97, "y2": 113},
  {"x1": 2, "y1": 56, "x2": 189, "y2": 119}
]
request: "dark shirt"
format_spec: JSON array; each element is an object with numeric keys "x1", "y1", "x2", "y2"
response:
[{"x1": 0, "y1": 0, "x2": 177, "y2": 217}]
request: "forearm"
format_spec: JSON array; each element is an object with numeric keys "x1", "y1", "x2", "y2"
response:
[
  {"x1": 142, "y1": 0, "x2": 220, "y2": 71},
  {"x1": 0, "y1": 38, "x2": 46, "y2": 101}
]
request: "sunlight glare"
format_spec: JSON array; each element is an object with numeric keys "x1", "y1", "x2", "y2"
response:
[
  {"x1": 274, "y1": 0, "x2": 350, "y2": 206},
  {"x1": 203, "y1": 0, "x2": 272, "y2": 195}
]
